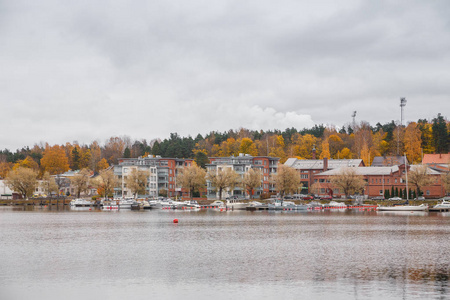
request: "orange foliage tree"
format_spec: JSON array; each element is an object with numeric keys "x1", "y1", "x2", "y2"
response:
[{"x1": 40, "y1": 145, "x2": 70, "y2": 175}]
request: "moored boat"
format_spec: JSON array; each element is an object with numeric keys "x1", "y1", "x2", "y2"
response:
[
  {"x1": 70, "y1": 198, "x2": 94, "y2": 207},
  {"x1": 377, "y1": 204, "x2": 428, "y2": 211},
  {"x1": 225, "y1": 198, "x2": 248, "y2": 210}
]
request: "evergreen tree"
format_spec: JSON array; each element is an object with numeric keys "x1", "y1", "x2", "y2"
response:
[
  {"x1": 385, "y1": 189, "x2": 390, "y2": 199},
  {"x1": 391, "y1": 186, "x2": 395, "y2": 198},
  {"x1": 72, "y1": 147, "x2": 80, "y2": 170},
  {"x1": 151, "y1": 141, "x2": 161, "y2": 156},
  {"x1": 395, "y1": 187, "x2": 399, "y2": 197},
  {"x1": 194, "y1": 151, "x2": 209, "y2": 169},
  {"x1": 432, "y1": 113, "x2": 448, "y2": 153},
  {"x1": 123, "y1": 147, "x2": 131, "y2": 158},
  {"x1": 399, "y1": 188, "x2": 403, "y2": 199}
]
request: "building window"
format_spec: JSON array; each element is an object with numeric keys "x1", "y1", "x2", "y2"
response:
[
  {"x1": 426, "y1": 190, "x2": 430, "y2": 195},
  {"x1": 395, "y1": 178, "x2": 397, "y2": 183},
  {"x1": 301, "y1": 174, "x2": 308, "y2": 179}
]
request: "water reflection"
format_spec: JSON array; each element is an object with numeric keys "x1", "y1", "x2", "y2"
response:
[{"x1": 0, "y1": 207, "x2": 449, "y2": 300}]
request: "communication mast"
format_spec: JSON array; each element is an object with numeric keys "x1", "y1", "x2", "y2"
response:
[
  {"x1": 397, "y1": 97, "x2": 407, "y2": 155},
  {"x1": 351, "y1": 111, "x2": 357, "y2": 130},
  {"x1": 400, "y1": 97, "x2": 407, "y2": 126}
]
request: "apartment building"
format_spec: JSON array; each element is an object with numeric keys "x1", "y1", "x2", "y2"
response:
[
  {"x1": 115, "y1": 155, "x2": 193, "y2": 198},
  {"x1": 206, "y1": 154, "x2": 279, "y2": 199}
]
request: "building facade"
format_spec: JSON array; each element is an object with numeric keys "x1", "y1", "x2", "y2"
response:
[
  {"x1": 115, "y1": 155, "x2": 194, "y2": 198},
  {"x1": 206, "y1": 154, "x2": 279, "y2": 199},
  {"x1": 284, "y1": 157, "x2": 364, "y2": 194},
  {"x1": 313, "y1": 165, "x2": 444, "y2": 199}
]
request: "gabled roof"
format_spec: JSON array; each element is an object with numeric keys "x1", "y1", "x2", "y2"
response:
[
  {"x1": 422, "y1": 153, "x2": 450, "y2": 165},
  {"x1": 285, "y1": 158, "x2": 363, "y2": 170},
  {"x1": 371, "y1": 156, "x2": 408, "y2": 167}
]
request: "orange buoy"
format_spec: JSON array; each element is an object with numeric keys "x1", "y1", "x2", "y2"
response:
[{"x1": 173, "y1": 219, "x2": 179, "y2": 223}]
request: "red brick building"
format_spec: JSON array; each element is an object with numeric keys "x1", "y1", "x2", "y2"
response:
[
  {"x1": 314, "y1": 165, "x2": 445, "y2": 199},
  {"x1": 284, "y1": 157, "x2": 364, "y2": 194}
]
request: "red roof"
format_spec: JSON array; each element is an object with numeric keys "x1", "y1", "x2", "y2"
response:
[{"x1": 422, "y1": 153, "x2": 450, "y2": 164}]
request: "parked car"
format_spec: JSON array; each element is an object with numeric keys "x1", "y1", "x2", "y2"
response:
[
  {"x1": 371, "y1": 196, "x2": 385, "y2": 200},
  {"x1": 414, "y1": 196, "x2": 425, "y2": 200},
  {"x1": 302, "y1": 195, "x2": 314, "y2": 200},
  {"x1": 320, "y1": 195, "x2": 332, "y2": 200},
  {"x1": 388, "y1": 197, "x2": 402, "y2": 201}
]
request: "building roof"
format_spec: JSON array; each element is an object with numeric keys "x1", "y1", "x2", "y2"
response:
[
  {"x1": 317, "y1": 166, "x2": 399, "y2": 176},
  {"x1": 317, "y1": 165, "x2": 440, "y2": 176},
  {"x1": 285, "y1": 158, "x2": 363, "y2": 170},
  {"x1": 371, "y1": 156, "x2": 408, "y2": 167},
  {"x1": 422, "y1": 153, "x2": 450, "y2": 165}
]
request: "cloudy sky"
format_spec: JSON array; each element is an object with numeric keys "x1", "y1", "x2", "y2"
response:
[{"x1": 1, "y1": 0, "x2": 449, "y2": 150}]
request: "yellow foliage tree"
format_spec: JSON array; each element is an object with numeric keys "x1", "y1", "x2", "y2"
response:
[
  {"x1": 403, "y1": 122, "x2": 423, "y2": 164},
  {"x1": 40, "y1": 145, "x2": 70, "y2": 175},
  {"x1": 337, "y1": 147, "x2": 353, "y2": 159},
  {"x1": 239, "y1": 138, "x2": 258, "y2": 156},
  {"x1": 13, "y1": 156, "x2": 39, "y2": 171},
  {"x1": 319, "y1": 139, "x2": 331, "y2": 159},
  {"x1": 97, "y1": 158, "x2": 109, "y2": 171},
  {"x1": 0, "y1": 162, "x2": 13, "y2": 179}
]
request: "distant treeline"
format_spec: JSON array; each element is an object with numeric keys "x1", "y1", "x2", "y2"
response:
[{"x1": 0, "y1": 115, "x2": 449, "y2": 176}]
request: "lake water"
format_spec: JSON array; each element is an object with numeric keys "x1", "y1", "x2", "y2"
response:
[{"x1": 0, "y1": 206, "x2": 449, "y2": 300}]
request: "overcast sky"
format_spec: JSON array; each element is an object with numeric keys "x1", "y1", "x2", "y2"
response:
[{"x1": 1, "y1": 0, "x2": 449, "y2": 150}]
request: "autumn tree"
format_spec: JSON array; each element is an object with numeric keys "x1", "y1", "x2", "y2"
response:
[
  {"x1": 125, "y1": 168, "x2": 149, "y2": 198},
  {"x1": 207, "y1": 167, "x2": 240, "y2": 200},
  {"x1": 0, "y1": 162, "x2": 13, "y2": 179},
  {"x1": 91, "y1": 168, "x2": 117, "y2": 199},
  {"x1": 71, "y1": 169, "x2": 92, "y2": 198},
  {"x1": 176, "y1": 164, "x2": 206, "y2": 200},
  {"x1": 97, "y1": 158, "x2": 110, "y2": 171},
  {"x1": 272, "y1": 164, "x2": 302, "y2": 199},
  {"x1": 330, "y1": 167, "x2": 366, "y2": 198},
  {"x1": 403, "y1": 122, "x2": 423, "y2": 164},
  {"x1": 104, "y1": 136, "x2": 126, "y2": 165},
  {"x1": 319, "y1": 139, "x2": 331, "y2": 159},
  {"x1": 89, "y1": 141, "x2": 102, "y2": 171},
  {"x1": 13, "y1": 156, "x2": 39, "y2": 171},
  {"x1": 239, "y1": 138, "x2": 258, "y2": 156},
  {"x1": 41, "y1": 145, "x2": 70, "y2": 175},
  {"x1": 291, "y1": 133, "x2": 318, "y2": 159},
  {"x1": 5, "y1": 167, "x2": 38, "y2": 199},
  {"x1": 407, "y1": 165, "x2": 434, "y2": 198},
  {"x1": 242, "y1": 168, "x2": 263, "y2": 199},
  {"x1": 40, "y1": 172, "x2": 58, "y2": 197}
]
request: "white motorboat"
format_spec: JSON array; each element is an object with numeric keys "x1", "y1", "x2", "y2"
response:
[
  {"x1": 70, "y1": 198, "x2": 94, "y2": 207},
  {"x1": 117, "y1": 198, "x2": 138, "y2": 209},
  {"x1": 432, "y1": 200, "x2": 450, "y2": 209},
  {"x1": 183, "y1": 200, "x2": 201, "y2": 209},
  {"x1": 225, "y1": 198, "x2": 248, "y2": 210},
  {"x1": 326, "y1": 201, "x2": 348, "y2": 209},
  {"x1": 268, "y1": 199, "x2": 308, "y2": 211},
  {"x1": 377, "y1": 204, "x2": 428, "y2": 211}
]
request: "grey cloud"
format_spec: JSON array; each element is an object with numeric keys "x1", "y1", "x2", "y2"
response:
[{"x1": 1, "y1": 0, "x2": 450, "y2": 150}]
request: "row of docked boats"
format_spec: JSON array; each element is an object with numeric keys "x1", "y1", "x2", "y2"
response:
[
  {"x1": 376, "y1": 199, "x2": 450, "y2": 211},
  {"x1": 70, "y1": 197, "x2": 450, "y2": 212}
]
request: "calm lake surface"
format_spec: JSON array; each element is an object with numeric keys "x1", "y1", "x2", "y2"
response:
[{"x1": 1, "y1": 207, "x2": 449, "y2": 300}]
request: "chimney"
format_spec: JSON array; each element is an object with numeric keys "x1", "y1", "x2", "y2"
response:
[
  {"x1": 312, "y1": 145, "x2": 316, "y2": 160},
  {"x1": 323, "y1": 157, "x2": 328, "y2": 171}
]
